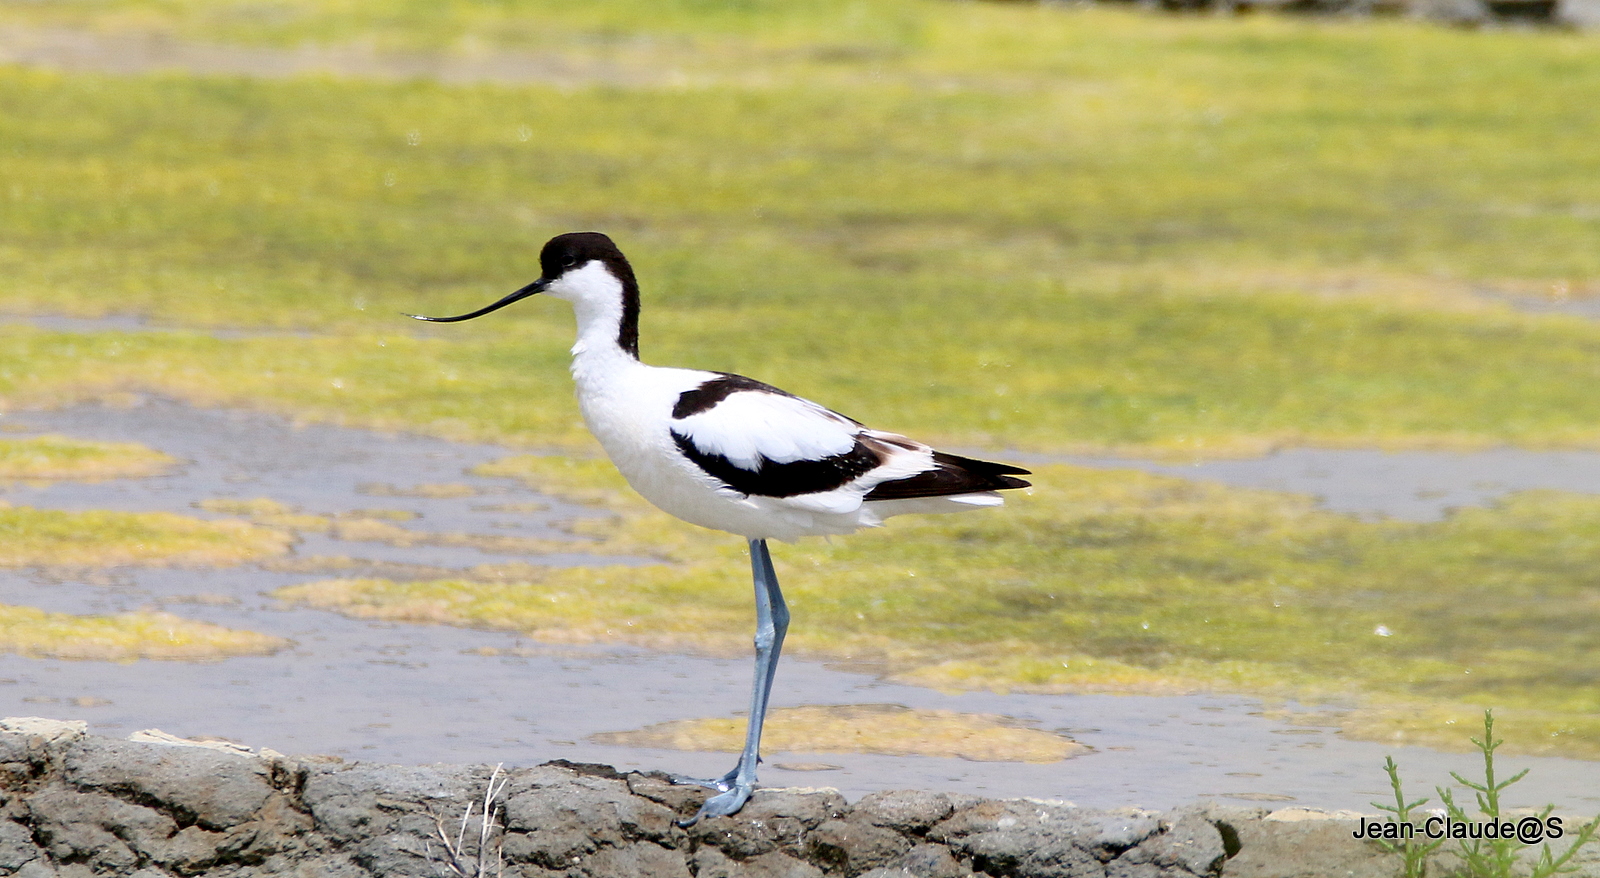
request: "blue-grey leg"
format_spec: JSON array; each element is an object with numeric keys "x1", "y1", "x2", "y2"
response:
[{"x1": 677, "y1": 538, "x2": 790, "y2": 826}]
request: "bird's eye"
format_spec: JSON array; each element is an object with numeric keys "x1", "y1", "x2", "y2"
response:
[{"x1": 563, "y1": 257, "x2": 580, "y2": 269}]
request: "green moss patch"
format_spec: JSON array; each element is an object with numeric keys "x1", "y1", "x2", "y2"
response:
[
  {"x1": 0, "y1": 505, "x2": 291, "y2": 567},
  {"x1": 6, "y1": 0, "x2": 1600, "y2": 763},
  {"x1": 592, "y1": 704, "x2": 1087, "y2": 763},
  {"x1": 199, "y1": 495, "x2": 585, "y2": 556},
  {"x1": 0, "y1": 435, "x2": 174, "y2": 481},
  {"x1": 0, "y1": 13, "x2": 1598, "y2": 455},
  {"x1": 0, "y1": 604, "x2": 287, "y2": 661},
  {"x1": 276, "y1": 457, "x2": 1600, "y2": 759}
]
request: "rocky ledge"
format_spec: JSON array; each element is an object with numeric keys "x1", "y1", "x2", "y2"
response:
[{"x1": 0, "y1": 717, "x2": 1405, "y2": 878}]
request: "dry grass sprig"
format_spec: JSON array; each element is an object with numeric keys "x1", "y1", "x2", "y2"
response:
[{"x1": 427, "y1": 764, "x2": 508, "y2": 878}]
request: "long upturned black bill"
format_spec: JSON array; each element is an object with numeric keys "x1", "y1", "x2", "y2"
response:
[{"x1": 407, "y1": 277, "x2": 550, "y2": 323}]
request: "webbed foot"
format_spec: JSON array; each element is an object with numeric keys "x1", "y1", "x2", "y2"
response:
[
  {"x1": 678, "y1": 781, "x2": 755, "y2": 827},
  {"x1": 670, "y1": 766, "x2": 740, "y2": 793}
]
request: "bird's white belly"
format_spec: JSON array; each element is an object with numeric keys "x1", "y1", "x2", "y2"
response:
[{"x1": 574, "y1": 366, "x2": 863, "y2": 541}]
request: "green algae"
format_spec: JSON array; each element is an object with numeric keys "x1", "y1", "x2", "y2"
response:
[
  {"x1": 0, "y1": 435, "x2": 174, "y2": 482},
  {"x1": 0, "y1": 505, "x2": 292, "y2": 568},
  {"x1": 273, "y1": 456, "x2": 1600, "y2": 760},
  {"x1": 0, "y1": 11, "x2": 1598, "y2": 455},
  {"x1": 592, "y1": 704, "x2": 1088, "y2": 763},
  {"x1": 0, "y1": 604, "x2": 287, "y2": 661}
]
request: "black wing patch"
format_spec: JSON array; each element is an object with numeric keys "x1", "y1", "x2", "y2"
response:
[
  {"x1": 670, "y1": 373, "x2": 1030, "y2": 503},
  {"x1": 672, "y1": 373, "x2": 794, "y2": 420},
  {"x1": 864, "y1": 451, "x2": 1031, "y2": 501},
  {"x1": 672, "y1": 431, "x2": 881, "y2": 499},
  {"x1": 672, "y1": 372, "x2": 865, "y2": 425}
]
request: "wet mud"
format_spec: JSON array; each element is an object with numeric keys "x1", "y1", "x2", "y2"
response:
[
  {"x1": 0, "y1": 25, "x2": 671, "y2": 87},
  {"x1": 0, "y1": 399, "x2": 1594, "y2": 816}
]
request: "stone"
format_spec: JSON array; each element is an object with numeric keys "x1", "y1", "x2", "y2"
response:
[
  {"x1": 738, "y1": 851, "x2": 827, "y2": 878},
  {"x1": 1105, "y1": 863, "x2": 1166, "y2": 878},
  {"x1": 806, "y1": 818, "x2": 913, "y2": 873},
  {"x1": 25, "y1": 787, "x2": 169, "y2": 872},
  {"x1": 0, "y1": 719, "x2": 84, "y2": 773},
  {"x1": 1096, "y1": 810, "x2": 1168, "y2": 853},
  {"x1": 692, "y1": 846, "x2": 742, "y2": 878},
  {"x1": 251, "y1": 853, "x2": 372, "y2": 877},
  {"x1": 62, "y1": 738, "x2": 275, "y2": 830},
  {"x1": 626, "y1": 771, "x2": 706, "y2": 819},
  {"x1": 890, "y1": 843, "x2": 967, "y2": 878},
  {"x1": 0, "y1": 716, "x2": 1443, "y2": 878},
  {"x1": 1220, "y1": 810, "x2": 1398, "y2": 878},
  {"x1": 690, "y1": 788, "x2": 847, "y2": 859},
  {"x1": 0, "y1": 818, "x2": 43, "y2": 872},
  {"x1": 510, "y1": 769, "x2": 678, "y2": 843},
  {"x1": 126, "y1": 729, "x2": 258, "y2": 758},
  {"x1": 348, "y1": 828, "x2": 437, "y2": 878},
  {"x1": 579, "y1": 842, "x2": 693, "y2": 878},
  {"x1": 157, "y1": 824, "x2": 228, "y2": 872},
  {"x1": 0, "y1": 719, "x2": 86, "y2": 746},
  {"x1": 1119, "y1": 810, "x2": 1227, "y2": 877},
  {"x1": 851, "y1": 791, "x2": 956, "y2": 833},
  {"x1": 932, "y1": 798, "x2": 1161, "y2": 875},
  {"x1": 301, "y1": 761, "x2": 477, "y2": 845},
  {"x1": 26, "y1": 786, "x2": 142, "y2": 870},
  {"x1": 501, "y1": 772, "x2": 681, "y2": 869},
  {"x1": 215, "y1": 791, "x2": 316, "y2": 864},
  {"x1": 690, "y1": 847, "x2": 825, "y2": 878}
]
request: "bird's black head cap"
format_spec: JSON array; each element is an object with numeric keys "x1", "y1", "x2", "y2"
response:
[
  {"x1": 410, "y1": 230, "x2": 642, "y2": 359},
  {"x1": 539, "y1": 232, "x2": 641, "y2": 358},
  {"x1": 540, "y1": 232, "x2": 627, "y2": 280}
]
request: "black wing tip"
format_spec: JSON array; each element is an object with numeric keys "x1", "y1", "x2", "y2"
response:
[
  {"x1": 931, "y1": 451, "x2": 1032, "y2": 478},
  {"x1": 864, "y1": 451, "x2": 1032, "y2": 501}
]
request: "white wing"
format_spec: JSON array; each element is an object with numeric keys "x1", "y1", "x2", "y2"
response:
[
  {"x1": 673, "y1": 383, "x2": 953, "y2": 518},
  {"x1": 673, "y1": 390, "x2": 860, "y2": 470}
]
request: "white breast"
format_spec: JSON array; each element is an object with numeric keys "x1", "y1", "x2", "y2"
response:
[{"x1": 571, "y1": 360, "x2": 874, "y2": 540}]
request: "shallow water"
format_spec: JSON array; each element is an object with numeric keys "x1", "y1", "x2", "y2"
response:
[
  {"x1": 1044, "y1": 447, "x2": 1600, "y2": 522},
  {"x1": 0, "y1": 398, "x2": 629, "y2": 568},
  {"x1": 0, "y1": 398, "x2": 1596, "y2": 814},
  {"x1": 0, "y1": 25, "x2": 672, "y2": 87}
]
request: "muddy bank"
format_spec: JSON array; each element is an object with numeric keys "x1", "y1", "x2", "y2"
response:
[
  {"x1": 0, "y1": 717, "x2": 1413, "y2": 878},
  {"x1": 2, "y1": 0, "x2": 1597, "y2": 93},
  {"x1": 6, "y1": 399, "x2": 1600, "y2": 813},
  {"x1": 0, "y1": 26, "x2": 671, "y2": 87}
]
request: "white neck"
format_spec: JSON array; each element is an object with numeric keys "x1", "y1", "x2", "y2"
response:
[
  {"x1": 569, "y1": 297, "x2": 636, "y2": 380},
  {"x1": 545, "y1": 261, "x2": 640, "y2": 387}
]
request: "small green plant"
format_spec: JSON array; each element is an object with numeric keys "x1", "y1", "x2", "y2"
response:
[
  {"x1": 1372, "y1": 755, "x2": 1445, "y2": 878},
  {"x1": 1438, "y1": 712, "x2": 1599, "y2": 878},
  {"x1": 1374, "y1": 711, "x2": 1599, "y2": 878}
]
